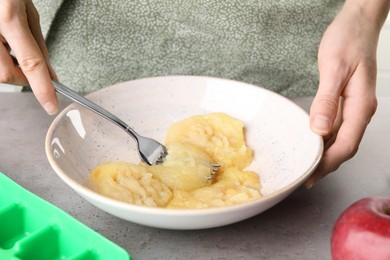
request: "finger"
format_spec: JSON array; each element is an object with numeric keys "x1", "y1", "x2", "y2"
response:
[
  {"x1": 306, "y1": 108, "x2": 368, "y2": 188},
  {"x1": 25, "y1": 1, "x2": 58, "y2": 81},
  {"x1": 305, "y1": 144, "x2": 345, "y2": 189},
  {"x1": 0, "y1": 4, "x2": 58, "y2": 114},
  {"x1": 0, "y1": 35, "x2": 11, "y2": 51},
  {"x1": 0, "y1": 42, "x2": 28, "y2": 86},
  {"x1": 310, "y1": 59, "x2": 354, "y2": 136}
]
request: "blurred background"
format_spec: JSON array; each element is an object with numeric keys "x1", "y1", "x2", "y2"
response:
[{"x1": 1, "y1": 14, "x2": 390, "y2": 96}]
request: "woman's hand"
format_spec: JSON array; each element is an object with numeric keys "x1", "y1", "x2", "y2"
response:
[
  {"x1": 307, "y1": 0, "x2": 390, "y2": 188},
  {"x1": 0, "y1": 0, "x2": 58, "y2": 114}
]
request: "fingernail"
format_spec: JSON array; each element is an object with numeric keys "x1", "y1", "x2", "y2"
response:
[
  {"x1": 313, "y1": 115, "x2": 330, "y2": 134},
  {"x1": 43, "y1": 102, "x2": 58, "y2": 115},
  {"x1": 305, "y1": 180, "x2": 314, "y2": 189}
]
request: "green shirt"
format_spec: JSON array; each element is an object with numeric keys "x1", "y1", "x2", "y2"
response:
[{"x1": 34, "y1": 0, "x2": 343, "y2": 96}]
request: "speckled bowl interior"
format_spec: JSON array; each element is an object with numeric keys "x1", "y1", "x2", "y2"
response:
[{"x1": 46, "y1": 76, "x2": 323, "y2": 229}]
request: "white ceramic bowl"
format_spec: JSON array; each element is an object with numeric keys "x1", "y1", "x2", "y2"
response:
[{"x1": 46, "y1": 76, "x2": 323, "y2": 230}]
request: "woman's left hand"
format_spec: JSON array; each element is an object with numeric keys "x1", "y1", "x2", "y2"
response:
[{"x1": 306, "y1": 1, "x2": 390, "y2": 188}]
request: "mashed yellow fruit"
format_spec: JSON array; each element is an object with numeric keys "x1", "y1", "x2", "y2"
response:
[
  {"x1": 147, "y1": 143, "x2": 214, "y2": 191},
  {"x1": 168, "y1": 168, "x2": 261, "y2": 208},
  {"x1": 165, "y1": 113, "x2": 254, "y2": 171},
  {"x1": 90, "y1": 113, "x2": 261, "y2": 208},
  {"x1": 91, "y1": 162, "x2": 172, "y2": 207}
]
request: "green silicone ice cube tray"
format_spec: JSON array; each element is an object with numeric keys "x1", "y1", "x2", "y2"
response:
[{"x1": 0, "y1": 173, "x2": 131, "y2": 260}]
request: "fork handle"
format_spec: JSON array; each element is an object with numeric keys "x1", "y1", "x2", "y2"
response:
[
  {"x1": 10, "y1": 53, "x2": 141, "y2": 141},
  {"x1": 52, "y1": 80, "x2": 140, "y2": 141}
]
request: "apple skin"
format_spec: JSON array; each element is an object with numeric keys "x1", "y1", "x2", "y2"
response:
[{"x1": 331, "y1": 197, "x2": 390, "y2": 260}]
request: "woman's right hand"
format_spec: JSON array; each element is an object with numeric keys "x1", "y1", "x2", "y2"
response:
[{"x1": 0, "y1": 0, "x2": 58, "y2": 114}]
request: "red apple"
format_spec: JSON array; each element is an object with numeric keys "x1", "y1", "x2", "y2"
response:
[{"x1": 331, "y1": 197, "x2": 390, "y2": 260}]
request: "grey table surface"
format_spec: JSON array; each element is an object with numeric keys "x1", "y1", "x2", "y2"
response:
[{"x1": 1, "y1": 93, "x2": 389, "y2": 260}]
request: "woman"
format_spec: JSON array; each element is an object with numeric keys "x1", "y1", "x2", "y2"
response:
[{"x1": 0, "y1": 0, "x2": 389, "y2": 187}]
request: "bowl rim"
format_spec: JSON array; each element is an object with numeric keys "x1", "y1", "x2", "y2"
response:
[{"x1": 45, "y1": 75, "x2": 324, "y2": 215}]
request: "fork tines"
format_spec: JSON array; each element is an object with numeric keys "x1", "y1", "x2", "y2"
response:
[{"x1": 207, "y1": 163, "x2": 221, "y2": 180}]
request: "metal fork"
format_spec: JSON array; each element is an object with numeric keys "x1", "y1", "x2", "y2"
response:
[
  {"x1": 51, "y1": 81, "x2": 221, "y2": 179},
  {"x1": 208, "y1": 163, "x2": 221, "y2": 180},
  {"x1": 9, "y1": 54, "x2": 164, "y2": 165},
  {"x1": 8, "y1": 54, "x2": 220, "y2": 174},
  {"x1": 52, "y1": 80, "x2": 167, "y2": 165}
]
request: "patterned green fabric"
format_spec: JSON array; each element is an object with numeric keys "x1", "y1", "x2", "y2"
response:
[
  {"x1": 35, "y1": 0, "x2": 343, "y2": 96},
  {"x1": 33, "y1": 0, "x2": 64, "y2": 38}
]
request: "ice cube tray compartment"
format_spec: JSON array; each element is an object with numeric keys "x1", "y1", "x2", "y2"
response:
[
  {"x1": 0, "y1": 203, "x2": 44, "y2": 250},
  {"x1": 0, "y1": 173, "x2": 131, "y2": 260}
]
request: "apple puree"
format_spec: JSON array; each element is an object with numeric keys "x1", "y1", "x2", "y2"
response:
[{"x1": 90, "y1": 113, "x2": 261, "y2": 209}]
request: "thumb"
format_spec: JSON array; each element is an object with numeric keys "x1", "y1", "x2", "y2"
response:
[
  {"x1": 310, "y1": 94, "x2": 339, "y2": 136},
  {"x1": 310, "y1": 64, "x2": 349, "y2": 136}
]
